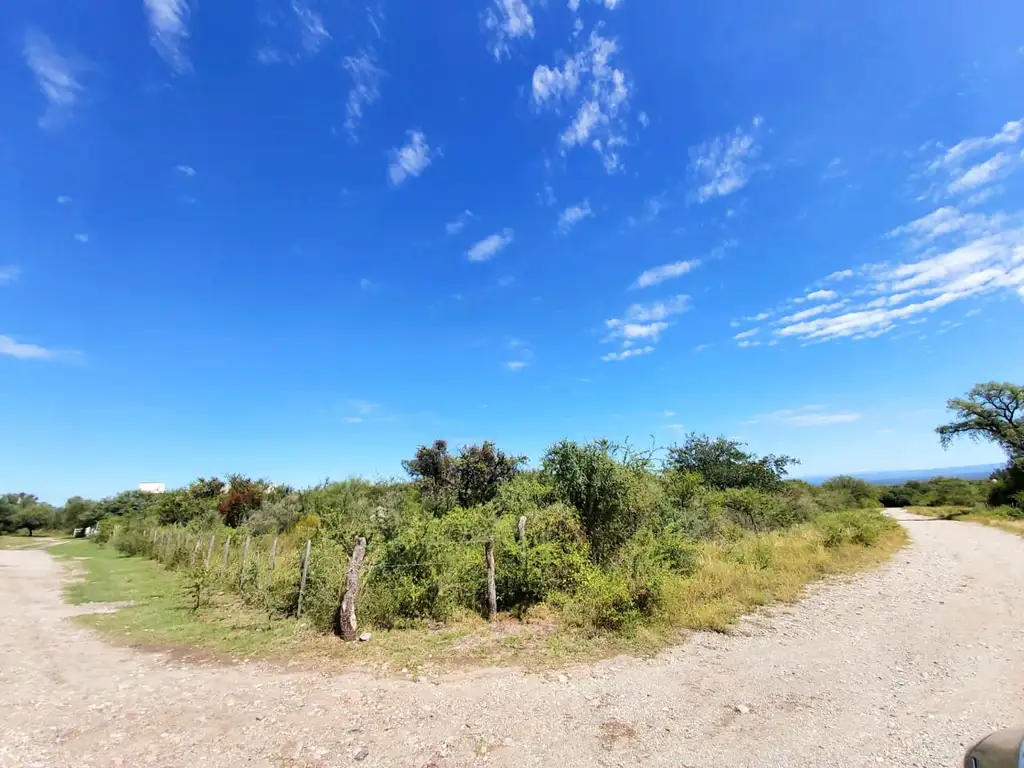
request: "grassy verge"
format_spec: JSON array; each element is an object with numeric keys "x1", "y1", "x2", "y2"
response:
[
  {"x1": 0, "y1": 532, "x2": 68, "y2": 550},
  {"x1": 46, "y1": 513, "x2": 907, "y2": 673},
  {"x1": 907, "y1": 506, "x2": 1024, "y2": 539}
]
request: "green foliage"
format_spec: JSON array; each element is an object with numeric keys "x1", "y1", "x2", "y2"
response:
[
  {"x1": 877, "y1": 476, "x2": 988, "y2": 508},
  {"x1": 12, "y1": 504, "x2": 55, "y2": 536},
  {"x1": 812, "y1": 510, "x2": 889, "y2": 548},
  {"x1": 937, "y1": 382, "x2": 1024, "y2": 458},
  {"x1": 542, "y1": 439, "x2": 661, "y2": 562},
  {"x1": 821, "y1": 475, "x2": 879, "y2": 508},
  {"x1": 988, "y1": 458, "x2": 1024, "y2": 508},
  {"x1": 403, "y1": 440, "x2": 525, "y2": 514},
  {"x1": 666, "y1": 433, "x2": 798, "y2": 492},
  {"x1": 219, "y1": 474, "x2": 272, "y2": 527}
]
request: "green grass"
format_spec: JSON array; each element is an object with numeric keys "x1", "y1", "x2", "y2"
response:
[
  {"x1": 44, "y1": 516, "x2": 908, "y2": 673},
  {"x1": 0, "y1": 532, "x2": 68, "y2": 550},
  {"x1": 908, "y1": 506, "x2": 1024, "y2": 539}
]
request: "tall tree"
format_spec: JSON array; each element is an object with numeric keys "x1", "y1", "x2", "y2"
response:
[
  {"x1": 666, "y1": 434, "x2": 798, "y2": 492},
  {"x1": 936, "y1": 382, "x2": 1024, "y2": 458}
]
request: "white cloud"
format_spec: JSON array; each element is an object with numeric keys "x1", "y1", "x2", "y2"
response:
[
  {"x1": 765, "y1": 406, "x2": 861, "y2": 427},
  {"x1": 888, "y1": 206, "x2": 1005, "y2": 244},
  {"x1": 638, "y1": 111, "x2": 649, "y2": 128},
  {"x1": 778, "y1": 302, "x2": 847, "y2": 324},
  {"x1": 483, "y1": 0, "x2": 535, "y2": 61},
  {"x1": 446, "y1": 210, "x2": 473, "y2": 235},
  {"x1": 694, "y1": 344, "x2": 710, "y2": 352},
  {"x1": 825, "y1": 269, "x2": 854, "y2": 281},
  {"x1": 632, "y1": 259, "x2": 701, "y2": 289},
  {"x1": 601, "y1": 345, "x2": 654, "y2": 362},
  {"x1": 73, "y1": 233, "x2": 89, "y2": 243},
  {"x1": 0, "y1": 335, "x2": 61, "y2": 361},
  {"x1": 144, "y1": 0, "x2": 191, "y2": 73},
  {"x1": 733, "y1": 328, "x2": 759, "y2": 340},
  {"x1": 690, "y1": 116, "x2": 763, "y2": 203},
  {"x1": 602, "y1": 295, "x2": 689, "y2": 357},
  {"x1": 23, "y1": 31, "x2": 83, "y2": 130},
  {"x1": 929, "y1": 119, "x2": 1023, "y2": 172},
  {"x1": 343, "y1": 49, "x2": 384, "y2": 139},
  {"x1": 618, "y1": 295, "x2": 690, "y2": 323},
  {"x1": 291, "y1": 0, "x2": 330, "y2": 54},
  {"x1": 737, "y1": 340, "x2": 761, "y2": 349},
  {"x1": 557, "y1": 200, "x2": 593, "y2": 233},
  {"x1": 347, "y1": 399, "x2": 378, "y2": 416},
  {"x1": 388, "y1": 131, "x2": 434, "y2": 186},
  {"x1": 0, "y1": 266, "x2": 20, "y2": 285},
  {"x1": 505, "y1": 337, "x2": 534, "y2": 370},
  {"x1": 627, "y1": 195, "x2": 667, "y2": 227},
  {"x1": 532, "y1": 31, "x2": 632, "y2": 172},
  {"x1": 468, "y1": 229, "x2": 515, "y2": 262},
  {"x1": 805, "y1": 289, "x2": 837, "y2": 301},
  {"x1": 56, "y1": 195, "x2": 73, "y2": 205},
  {"x1": 175, "y1": 164, "x2": 196, "y2": 176},
  {"x1": 947, "y1": 152, "x2": 1015, "y2": 194},
  {"x1": 359, "y1": 278, "x2": 371, "y2": 290},
  {"x1": 506, "y1": 360, "x2": 527, "y2": 371}
]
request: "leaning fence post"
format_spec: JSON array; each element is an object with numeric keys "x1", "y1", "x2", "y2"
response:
[
  {"x1": 516, "y1": 515, "x2": 527, "y2": 543},
  {"x1": 204, "y1": 534, "x2": 216, "y2": 569},
  {"x1": 485, "y1": 538, "x2": 497, "y2": 621},
  {"x1": 336, "y1": 536, "x2": 367, "y2": 640},
  {"x1": 222, "y1": 535, "x2": 232, "y2": 570},
  {"x1": 296, "y1": 539, "x2": 312, "y2": 617},
  {"x1": 240, "y1": 535, "x2": 251, "y2": 589},
  {"x1": 191, "y1": 536, "x2": 203, "y2": 566},
  {"x1": 268, "y1": 535, "x2": 279, "y2": 572}
]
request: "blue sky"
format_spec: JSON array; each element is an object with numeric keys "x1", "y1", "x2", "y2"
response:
[{"x1": 2, "y1": 0, "x2": 1024, "y2": 503}]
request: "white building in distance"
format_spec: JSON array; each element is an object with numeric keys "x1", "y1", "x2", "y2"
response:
[{"x1": 139, "y1": 482, "x2": 166, "y2": 494}]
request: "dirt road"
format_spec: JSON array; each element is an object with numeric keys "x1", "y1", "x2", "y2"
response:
[{"x1": 2, "y1": 512, "x2": 1023, "y2": 768}]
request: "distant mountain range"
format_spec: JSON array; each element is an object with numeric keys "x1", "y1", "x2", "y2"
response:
[{"x1": 798, "y1": 463, "x2": 1002, "y2": 485}]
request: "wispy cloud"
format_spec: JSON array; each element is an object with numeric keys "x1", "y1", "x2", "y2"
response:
[
  {"x1": 762, "y1": 405, "x2": 861, "y2": 428},
  {"x1": 632, "y1": 259, "x2": 701, "y2": 289},
  {"x1": 627, "y1": 195, "x2": 667, "y2": 227},
  {"x1": 804, "y1": 289, "x2": 837, "y2": 301},
  {"x1": 56, "y1": 195, "x2": 73, "y2": 205},
  {"x1": 557, "y1": 200, "x2": 593, "y2": 233},
  {"x1": 343, "y1": 49, "x2": 384, "y2": 139},
  {"x1": 175, "y1": 164, "x2": 196, "y2": 176},
  {"x1": 359, "y1": 278, "x2": 372, "y2": 290},
  {"x1": 733, "y1": 328, "x2": 759, "y2": 340},
  {"x1": 446, "y1": 210, "x2": 473, "y2": 235},
  {"x1": 505, "y1": 338, "x2": 534, "y2": 371},
  {"x1": 468, "y1": 229, "x2": 515, "y2": 262},
  {"x1": 602, "y1": 345, "x2": 654, "y2": 362},
  {"x1": 292, "y1": 0, "x2": 330, "y2": 54},
  {"x1": 947, "y1": 152, "x2": 1015, "y2": 194},
  {"x1": 388, "y1": 130, "x2": 434, "y2": 186},
  {"x1": 0, "y1": 266, "x2": 20, "y2": 285},
  {"x1": 929, "y1": 119, "x2": 1022, "y2": 172},
  {"x1": 73, "y1": 233, "x2": 89, "y2": 243},
  {"x1": 0, "y1": 335, "x2": 73, "y2": 361},
  {"x1": 145, "y1": 0, "x2": 191, "y2": 73},
  {"x1": 532, "y1": 30, "x2": 632, "y2": 172},
  {"x1": 23, "y1": 31, "x2": 84, "y2": 130},
  {"x1": 825, "y1": 269, "x2": 854, "y2": 281},
  {"x1": 483, "y1": 0, "x2": 535, "y2": 61},
  {"x1": 690, "y1": 116, "x2": 764, "y2": 203}
]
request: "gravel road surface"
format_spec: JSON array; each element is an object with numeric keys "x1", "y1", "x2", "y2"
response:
[{"x1": 2, "y1": 511, "x2": 1023, "y2": 768}]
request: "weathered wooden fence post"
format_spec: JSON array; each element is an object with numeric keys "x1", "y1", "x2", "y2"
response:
[
  {"x1": 222, "y1": 535, "x2": 232, "y2": 570},
  {"x1": 296, "y1": 539, "x2": 312, "y2": 617},
  {"x1": 204, "y1": 534, "x2": 216, "y2": 569},
  {"x1": 516, "y1": 515, "x2": 527, "y2": 543},
  {"x1": 485, "y1": 538, "x2": 497, "y2": 621},
  {"x1": 191, "y1": 536, "x2": 203, "y2": 566},
  {"x1": 240, "y1": 535, "x2": 251, "y2": 589},
  {"x1": 336, "y1": 536, "x2": 367, "y2": 640},
  {"x1": 268, "y1": 535, "x2": 279, "y2": 572}
]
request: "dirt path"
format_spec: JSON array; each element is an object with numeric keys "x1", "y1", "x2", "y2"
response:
[{"x1": 2, "y1": 512, "x2": 1023, "y2": 768}]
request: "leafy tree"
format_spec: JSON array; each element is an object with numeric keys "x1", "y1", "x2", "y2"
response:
[
  {"x1": 403, "y1": 440, "x2": 524, "y2": 513},
  {"x1": 937, "y1": 382, "x2": 1024, "y2": 458},
  {"x1": 64, "y1": 496, "x2": 101, "y2": 531},
  {"x1": 13, "y1": 505, "x2": 54, "y2": 536},
  {"x1": 188, "y1": 477, "x2": 226, "y2": 499},
  {"x1": 453, "y1": 442, "x2": 525, "y2": 508},
  {"x1": 403, "y1": 440, "x2": 458, "y2": 512},
  {"x1": 821, "y1": 475, "x2": 878, "y2": 507},
  {"x1": 219, "y1": 474, "x2": 271, "y2": 527},
  {"x1": 666, "y1": 434, "x2": 798, "y2": 492}
]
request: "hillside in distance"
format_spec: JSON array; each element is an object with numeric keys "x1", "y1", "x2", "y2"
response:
[{"x1": 799, "y1": 464, "x2": 1002, "y2": 485}]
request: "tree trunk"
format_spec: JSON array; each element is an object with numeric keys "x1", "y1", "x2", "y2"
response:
[{"x1": 335, "y1": 537, "x2": 367, "y2": 640}]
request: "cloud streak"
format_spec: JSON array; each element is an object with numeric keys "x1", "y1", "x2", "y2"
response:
[
  {"x1": 23, "y1": 31, "x2": 83, "y2": 130},
  {"x1": 690, "y1": 116, "x2": 764, "y2": 203},
  {"x1": 468, "y1": 229, "x2": 515, "y2": 262},
  {"x1": 145, "y1": 0, "x2": 191, "y2": 73},
  {"x1": 388, "y1": 131, "x2": 434, "y2": 186}
]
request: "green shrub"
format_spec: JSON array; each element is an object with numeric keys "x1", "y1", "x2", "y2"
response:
[
  {"x1": 563, "y1": 568, "x2": 640, "y2": 633},
  {"x1": 812, "y1": 510, "x2": 889, "y2": 548}
]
